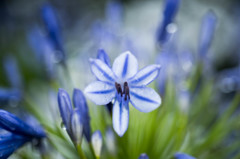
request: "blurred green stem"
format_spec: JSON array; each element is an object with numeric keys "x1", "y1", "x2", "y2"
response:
[{"x1": 75, "y1": 144, "x2": 86, "y2": 159}]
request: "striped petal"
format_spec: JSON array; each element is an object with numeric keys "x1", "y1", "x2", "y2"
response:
[
  {"x1": 112, "y1": 99, "x2": 129, "y2": 137},
  {"x1": 112, "y1": 51, "x2": 138, "y2": 80},
  {"x1": 90, "y1": 58, "x2": 115, "y2": 83},
  {"x1": 130, "y1": 87, "x2": 161, "y2": 112},
  {"x1": 97, "y1": 49, "x2": 111, "y2": 67},
  {"x1": 84, "y1": 81, "x2": 115, "y2": 105},
  {"x1": 129, "y1": 64, "x2": 161, "y2": 87}
]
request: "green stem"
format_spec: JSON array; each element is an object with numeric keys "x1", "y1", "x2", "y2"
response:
[
  {"x1": 89, "y1": 143, "x2": 97, "y2": 159},
  {"x1": 75, "y1": 144, "x2": 87, "y2": 159}
]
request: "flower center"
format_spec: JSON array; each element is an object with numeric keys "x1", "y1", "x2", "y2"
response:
[{"x1": 115, "y1": 82, "x2": 130, "y2": 101}]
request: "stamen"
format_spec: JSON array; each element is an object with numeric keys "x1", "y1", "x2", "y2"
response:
[
  {"x1": 115, "y1": 82, "x2": 130, "y2": 101},
  {"x1": 115, "y1": 82, "x2": 123, "y2": 96}
]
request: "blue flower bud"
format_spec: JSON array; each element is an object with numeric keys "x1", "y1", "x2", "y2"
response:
[
  {"x1": 41, "y1": 3, "x2": 65, "y2": 63},
  {"x1": 73, "y1": 89, "x2": 91, "y2": 142},
  {"x1": 70, "y1": 109, "x2": 83, "y2": 145},
  {"x1": 138, "y1": 153, "x2": 149, "y2": 159},
  {"x1": 157, "y1": 0, "x2": 181, "y2": 45},
  {"x1": 57, "y1": 88, "x2": 73, "y2": 133},
  {"x1": 97, "y1": 49, "x2": 111, "y2": 67},
  {"x1": 91, "y1": 130, "x2": 103, "y2": 157},
  {"x1": 0, "y1": 110, "x2": 46, "y2": 138},
  {"x1": 174, "y1": 153, "x2": 196, "y2": 159},
  {"x1": 198, "y1": 10, "x2": 217, "y2": 58},
  {"x1": 3, "y1": 56, "x2": 22, "y2": 89}
]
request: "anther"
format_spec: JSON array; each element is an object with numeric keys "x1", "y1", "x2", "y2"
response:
[{"x1": 115, "y1": 82, "x2": 123, "y2": 96}]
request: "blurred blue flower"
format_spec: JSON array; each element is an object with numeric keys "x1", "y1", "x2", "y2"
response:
[
  {"x1": 0, "y1": 109, "x2": 46, "y2": 138},
  {"x1": 28, "y1": 27, "x2": 55, "y2": 79},
  {"x1": 198, "y1": 10, "x2": 217, "y2": 58},
  {"x1": 3, "y1": 56, "x2": 22, "y2": 89},
  {"x1": 174, "y1": 153, "x2": 196, "y2": 159},
  {"x1": 0, "y1": 132, "x2": 31, "y2": 159},
  {"x1": 156, "y1": 0, "x2": 181, "y2": 45},
  {"x1": 84, "y1": 51, "x2": 161, "y2": 136},
  {"x1": 0, "y1": 110, "x2": 46, "y2": 158},
  {"x1": 138, "y1": 153, "x2": 149, "y2": 159},
  {"x1": 105, "y1": 1, "x2": 123, "y2": 32},
  {"x1": 41, "y1": 3, "x2": 65, "y2": 63},
  {"x1": 58, "y1": 88, "x2": 91, "y2": 143},
  {"x1": 0, "y1": 88, "x2": 22, "y2": 106},
  {"x1": 91, "y1": 130, "x2": 103, "y2": 158},
  {"x1": 156, "y1": 48, "x2": 178, "y2": 95}
]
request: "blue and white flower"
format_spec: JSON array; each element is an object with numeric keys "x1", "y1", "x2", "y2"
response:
[{"x1": 84, "y1": 51, "x2": 161, "y2": 136}]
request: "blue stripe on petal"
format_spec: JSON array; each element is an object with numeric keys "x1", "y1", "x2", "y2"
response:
[
  {"x1": 97, "y1": 49, "x2": 111, "y2": 67},
  {"x1": 90, "y1": 59, "x2": 115, "y2": 83},
  {"x1": 130, "y1": 92, "x2": 159, "y2": 104},
  {"x1": 88, "y1": 89, "x2": 115, "y2": 94},
  {"x1": 122, "y1": 54, "x2": 129, "y2": 78},
  {"x1": 84, "y1": 81, "x2": 115, "y2": 105},
  {"x1": 129, "y1": 65, "x2": 161, "y2": 86},
  {"x1": 130, "y1": 87, "x2": 161, "y2": 113},
  {"x1": 112, "y1": 99, "x2": 129, "y2": 137},
  {"x1": 112, "y1": 51, "x2": 138, "y2": 80}
]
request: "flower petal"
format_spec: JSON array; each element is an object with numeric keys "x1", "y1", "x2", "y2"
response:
[
  {"x1": 112, "y1": 100, "x2": 129, "y2": 137},
  {"x1": 97, "y1": 49, "x2": 111, "y2": 67},
  {"x1": 112, "y1": 51, "x2": 138, "y2": 80},
  {"x1": 84, "y1": 81, "x2": 115, "y2": 105},
  {"x1": 129, "y1": 64, "x2": 161, "y2": 86},
  {"x1": 130, "y1": 87, "x2": 161, "y2": 112},
  {"x1": 90, "y1": 58, "x2": 115, "y2": 83}
]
